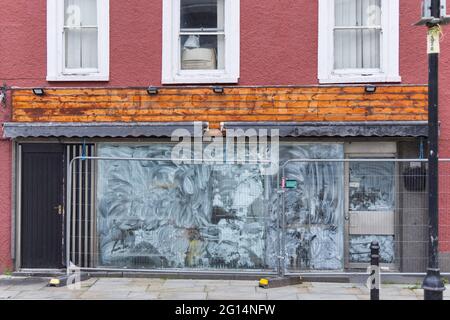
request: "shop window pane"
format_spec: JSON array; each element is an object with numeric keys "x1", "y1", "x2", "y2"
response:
[
  {"x1": 280, "y1": 144, "x2": 345, "y2": 270},
  {"x1": 95, "y1": 143, "x2": 346, "y2": 271},
  {"x1": 96, "y1": 144, "x2": 271, "y2": 270},
  {"x1": 349, "y1": 162, "x2": 395, "y2": 211},
  {"x1": 349, "y1": 235, "x2": 394, "y2": 263}
]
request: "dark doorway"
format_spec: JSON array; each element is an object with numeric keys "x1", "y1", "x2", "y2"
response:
[{"x1": 21, "y1": 144, "x2": 65, "y2": 268}]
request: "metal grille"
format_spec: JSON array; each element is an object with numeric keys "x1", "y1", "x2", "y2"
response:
[{"x1": 66, "y1": 144, "x2": 95, "y2": 268}]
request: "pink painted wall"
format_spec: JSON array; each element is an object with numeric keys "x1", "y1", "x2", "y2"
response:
[
  {"x1": 1, "y1": 0, "x2": 450, "y2": 269},
  {"x1": 0, "y1": 90, "x2": 12, "y2": 273},
  {"x1": 0, "y1": 141, "x2": 12, "y2": 274},
  {"x1": 0, "y1": 0, "x2": 438, "y2": 87}
]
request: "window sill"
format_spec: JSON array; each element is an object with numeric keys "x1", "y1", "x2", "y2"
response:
[
  {"x1": 162, "y1": 73, "x2": 239, "y2": 85},
  {"x1": 319, "y1": 74, "x2": 401, "y2": 84},
  {"x1": 46, "y1": 74, "x2": 109, "y2": 82}
]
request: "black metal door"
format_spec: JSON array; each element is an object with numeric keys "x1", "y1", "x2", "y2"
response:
[{"x1": 21, "y1": 144, "x2": 64, "y2": 268}]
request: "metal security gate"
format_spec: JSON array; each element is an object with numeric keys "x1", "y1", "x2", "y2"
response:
[
  {"x1": 66, "y1": 155, "x2": 450, "y2": 276},
  {"x1": 66, "y1": 144, "x2": 95, "y2": 268}
]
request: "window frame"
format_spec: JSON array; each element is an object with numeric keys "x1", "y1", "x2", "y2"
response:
[
  {"x1": 318, "y1": 0, "x2": 400, "y2": 84},
  {"x1": 47, "y1": 0, "x2": 110, "y2": 82},
  {"x1": 162, "y1": 0, "x2": 240, "y2": 84}
]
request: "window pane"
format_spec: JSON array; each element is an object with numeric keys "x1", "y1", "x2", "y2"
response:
[
  {"x1": 65, "y1": 28, "x2": 98, "y2": 69},
  {"x1": 349, "y1": 235, "x2": 394, "y2": 263},
  {"x1": 334, "y1": 29, "x2": 380, "y2": 69},
  {"x1": 181, "y1": 35, "x2": 225, "y2": 70},
  {"x1": 349, "y1": 162, "x2": 395, "y2": 211},
  {"x1": 65, "y1": 0, "x2": 97, "y2": 26},
  {"x1": 64, "y1": 0, "x2": 98, "y2": 69},
  {"x1": 96, "y1": 144, "x2": 272, "y2": 270},
  {"x1": 181, "y1": 0, "x2": 224, "y2": 30},
  {"x1": 335, "y1": 0, "x2": 381, "y2": 27}
]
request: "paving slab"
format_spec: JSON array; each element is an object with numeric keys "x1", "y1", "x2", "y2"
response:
[
  {"x1": 306, "y1": 282, "x2": 355, "y2": 288},
  {"x1": 162, "y1": 279, "x2": 203, "y2": 289},
  {"x1": 381, "y1": 295, "x2": 420, "y2": 300},
  {"x1": 77, "y1": 278, "x2": 99, "y2": 288},
  {"x1": 94, "y1": 278, "x2": 135, "y2": 285},
  {"x1": 87, "y1": 278, "x2": 149, "y2": 291},
  {"x1": 257, "y1": 286, "x2": 300, "y2": 295},
  {"x1": 0, "y1": 277, "x2": 49, "y2": 291},
  {"x1": 378, "y1": 288, "x2": 419, "y2": 296},
  {"x1": 228, "y1": 280, "x2": 260, "y2": 287},
  {"x1": 266, "y1": 292, "x2": 299, "y2": 300},
  {"x1": 156, "y1": 286, "x2": 207, "y2": 293},
  {"x1": 207, "y1": 291, "x2": 267, "y2": 300},
  {"x1": 127, "y1": 291, "x2": 159, "y2": 300},
  {"x1": 159, "y1": 292, "x2": 207, "y2": 300},
  {"x1": 79, "y1": 290, "x2": 131, "y2": 300},
  {"x1": 0, "y1": 291, "x2": 21, "y2": 299},
  {"x1": 205, "y1": 285, "x2": 257, "y2": 294},
  {"x1": 14, "y1": 290, "x2": 83, "y2": 300},
  {"x1": 308, "y1": 286, "x2": 364, "y2": 295},
  {"x1": 297, "y1": 294, "x2": 359, "y2": 300},
  {"x1": 188, "y1": 279, "x2": 230, "y2": 287}
]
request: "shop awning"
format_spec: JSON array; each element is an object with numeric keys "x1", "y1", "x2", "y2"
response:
[
  {"x1": 2, "y1": 122, "x2": 208, "y2": 138},
  {"x1": 222, "y1": 121, "x2": 428, "y2": 137}
]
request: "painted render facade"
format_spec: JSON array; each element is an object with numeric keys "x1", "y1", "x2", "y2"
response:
[{"x1": 0, "y1": 0, "x2": 450, "y2": 274}]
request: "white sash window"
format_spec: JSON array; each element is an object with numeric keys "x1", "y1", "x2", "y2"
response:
[
  {"x1": 47, "y1": 0, "x2": 109, "y2": 81},
  {"x1": 163, "y1": 0, "x2": 240, "y2": 84},
  {"x1": 318, "y1": 0, "x2": 400, "y2": 83}
]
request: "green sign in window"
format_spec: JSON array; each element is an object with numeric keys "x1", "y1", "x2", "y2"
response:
[{"x1": 285, "y1": 180, "x2": 297, "y2": 189}]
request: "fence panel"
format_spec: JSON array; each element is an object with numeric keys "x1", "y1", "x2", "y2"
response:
[
  {"x1": 67, "y1": 155, "x2": 279, "y2": 273},
  {"x1": 67, "y1": 156, "x2": 450, "y2": 275},
  {"x1": 280, "y1": 159, "x2": 450, "y2": 275}
]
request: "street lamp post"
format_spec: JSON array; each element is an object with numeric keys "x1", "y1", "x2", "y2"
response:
[{"x1": 422, "y1": 0, "x2": 446, "y2": 300}]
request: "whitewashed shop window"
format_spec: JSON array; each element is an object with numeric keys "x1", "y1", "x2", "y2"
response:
[
  {"x1": 162, "y1": 0, "x2": 240, "y2": 84},
  {"x1": 318, "y1": 0, "x2": 400, "y2": 83},
  {"x1": 348, "y1": 160, "x2": 396, "y2": 264},
  {"x1": 47, "y1": 0, "x2": 109, "y2": 81}
]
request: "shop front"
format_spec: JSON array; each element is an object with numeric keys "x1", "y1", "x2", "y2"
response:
[
  {"x1": 3, "y1": 85, "x2": 430, "y2": 274},
  {"x1": 4, "y1": 129, "x2": 429, "y2": 274}
]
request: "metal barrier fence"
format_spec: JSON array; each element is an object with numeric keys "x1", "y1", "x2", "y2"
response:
[
  {"x1": 67, "y1": 155, "x2": 277, "y2": 274},
  {"x1": 66, "y1": 156, "x2": 450, "y2": 276}
]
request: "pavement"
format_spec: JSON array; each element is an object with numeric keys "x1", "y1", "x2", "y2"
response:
[{"x1": 0, "y1": 275, "x2": 449, "y2": 300}]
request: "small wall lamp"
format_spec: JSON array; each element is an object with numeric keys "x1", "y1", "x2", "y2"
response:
[
  {"x1": 365, "y1": 85, "x2": 377, "y2": 93},
  {"x1": 147, "y1": 87, "x2": 159, "y2": 95},
  {"x1": 212, "y1": 86, "x2": 224, "y2": 94},
  {"x1": 32, "y1": 88, "x2": 45, "y2": 96}
]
